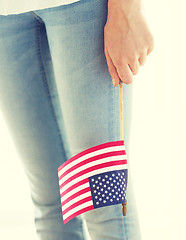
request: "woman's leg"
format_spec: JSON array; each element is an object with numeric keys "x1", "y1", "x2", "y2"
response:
[
  {"x1": 0, "y1": 11, "x2": 86, "y2": 240},
  {"x1": 33, "y1": 0, "x2": 142, "y2": 239}
]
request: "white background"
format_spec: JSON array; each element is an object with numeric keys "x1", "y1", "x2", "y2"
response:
[{"x1": 0, "y1": 0, "x2": 186, "y2": 239}]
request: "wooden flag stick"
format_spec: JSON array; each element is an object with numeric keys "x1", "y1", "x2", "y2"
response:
[{"x1": 119, "y1": 81, "x2": 127, "y2": 216}]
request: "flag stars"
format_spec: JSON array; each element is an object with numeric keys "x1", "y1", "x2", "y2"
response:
[{"x1": 89, "y1": 170, "x2": 127, "y2": 209}]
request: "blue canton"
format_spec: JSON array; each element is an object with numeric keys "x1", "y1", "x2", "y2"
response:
[{"x1": 89, "y1": 169, "x2": 128, "y2": 208}]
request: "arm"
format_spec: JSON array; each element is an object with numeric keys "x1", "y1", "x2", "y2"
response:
[{"x1": 104, "y1": 0, "x2": 154, "y2": 86}]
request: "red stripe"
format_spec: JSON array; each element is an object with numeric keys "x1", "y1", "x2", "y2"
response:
[
  {"x1": 62, "y1": 196, "x2": 93, "y2": 215},
  {"x1": 58, "y1": 140, "x2": 124, "y2": 171},
  {"x1": 61, "y1": 187, "x2": 91, "y2": 206},
  {"x1": 60, "y1": 150, "x2": 126, "y2": 179},
  {"x1": 60, "y1": 178, "x2": 89, "y2": 196},
  {"x1": 60, "y1": 160, "x2": 127, "y2": 189},
  {"x1": 63, "y1": 205, "x2": 94, "y2": 224}
]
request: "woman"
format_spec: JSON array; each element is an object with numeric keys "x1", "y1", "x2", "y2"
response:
[{"x1": 0, "y1": 0, "x2": 154, "y2": 239}]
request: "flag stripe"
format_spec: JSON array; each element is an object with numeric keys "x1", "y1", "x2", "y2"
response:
[
  {"x1": 63, "y1": 205, "x2": 94, "y2": 224},
  {"x1": 63, "y1": 200, "x2": 94, "y2": 220},
  {"x1": 60, "y1": 160, "x2": 127, "y2": 189},
  {"x1": 60, "y1": 155, "x2": 127, "y2": 183},
  {"x1": 59, "y1": 146, "x2": 126, "y2": 178},
  {"x1": 62, "y1": 192, "x2": 92, "y2": 211},
  {"x1": 60, "y1": 178, "x2": 89, "y2": 196},
  {"x1": 60, "y1": 164, "x2": 127, "y2": 193},
  {"x1": 58, "y1": 140, "x2": 125, "y2": 173},
  {"x1": 62, "y1": 196, "x2": 93, "y2": 215},
  {"x1": 60, "y1": 150, "x2": 126, "y2": 179},
  {"x1": 61, "y1": 186, "x2": 91, "y2": 206}
]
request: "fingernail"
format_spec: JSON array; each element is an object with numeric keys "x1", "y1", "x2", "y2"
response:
[{"x1": 112, "y1": 78, "x2": 116, "y2": 86}]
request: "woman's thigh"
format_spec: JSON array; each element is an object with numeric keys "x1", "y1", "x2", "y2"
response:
[
  {"x1": 0, "y1": 11, "x2": 86, "y2": 240},
  {"x1": 33, "y1": 0, "x2": 142, "y2": 239}
]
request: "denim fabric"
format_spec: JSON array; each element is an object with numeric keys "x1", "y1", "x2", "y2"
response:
[{"x1": 0, "y1": 0, "x2": 142, "y2": 239}]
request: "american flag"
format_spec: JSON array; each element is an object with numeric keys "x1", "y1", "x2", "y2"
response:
[{"x1": 58, "y1": 140, "x2": 128, "y2": 224}]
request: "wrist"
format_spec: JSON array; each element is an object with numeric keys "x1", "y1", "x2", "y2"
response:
[{"x1": 107, "y1": 0, "x2": 142, "y2": 20}]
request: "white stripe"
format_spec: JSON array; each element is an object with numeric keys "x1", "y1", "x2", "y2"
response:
[
  {"x1": 60, "y1": 182, "x2": 90, "y2": 202},
  {"x1": 63, "y1": 200, "x2": 93, "y2": 220},
  {"x1": 62, "y1": 192, "x2": 92, "y2": 211},
  {"x1": 60, "y1": 164, "x2": 127, "y2": 193},
  {"x1": 60, "y1": 155, "x2": 127, "y2": 184},
  {"x1": 58, "y1": 145, "x2": 125, "y2": 177}
]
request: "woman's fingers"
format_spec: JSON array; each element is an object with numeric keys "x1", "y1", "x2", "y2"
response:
[
  {"x1": 116, "y1": 61, "x2": 134, "y2": 85},
  {"x1": 104, "y1": 43, "x2": 121, "y2": 86},
  {"x1": 138, "y1": 51, "x2": 147, "y2": 66},
  {"x1": 128, "y1": 56, "x2": 140, "y2": 75}
]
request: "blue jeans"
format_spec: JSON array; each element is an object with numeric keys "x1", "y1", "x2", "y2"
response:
[{"x1": 0, "y1": 0, "x2": 142, "y2": 239}]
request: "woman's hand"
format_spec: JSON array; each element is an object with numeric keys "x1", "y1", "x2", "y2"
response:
[{"x1": 104, "y1": 0, "x2": 154, "y2": 86}]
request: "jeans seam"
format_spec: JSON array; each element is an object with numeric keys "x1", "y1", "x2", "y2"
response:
[
  {"x1": 30, "y1": 11, "x2": 44, "y2": 24},
  {"x1": 34, "y1": 21, "x2": 68, "y2": 162}
]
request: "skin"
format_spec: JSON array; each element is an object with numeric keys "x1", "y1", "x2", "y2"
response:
[{"x1": 104, "y1": 0, "x2": 155, "y2": 86}]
